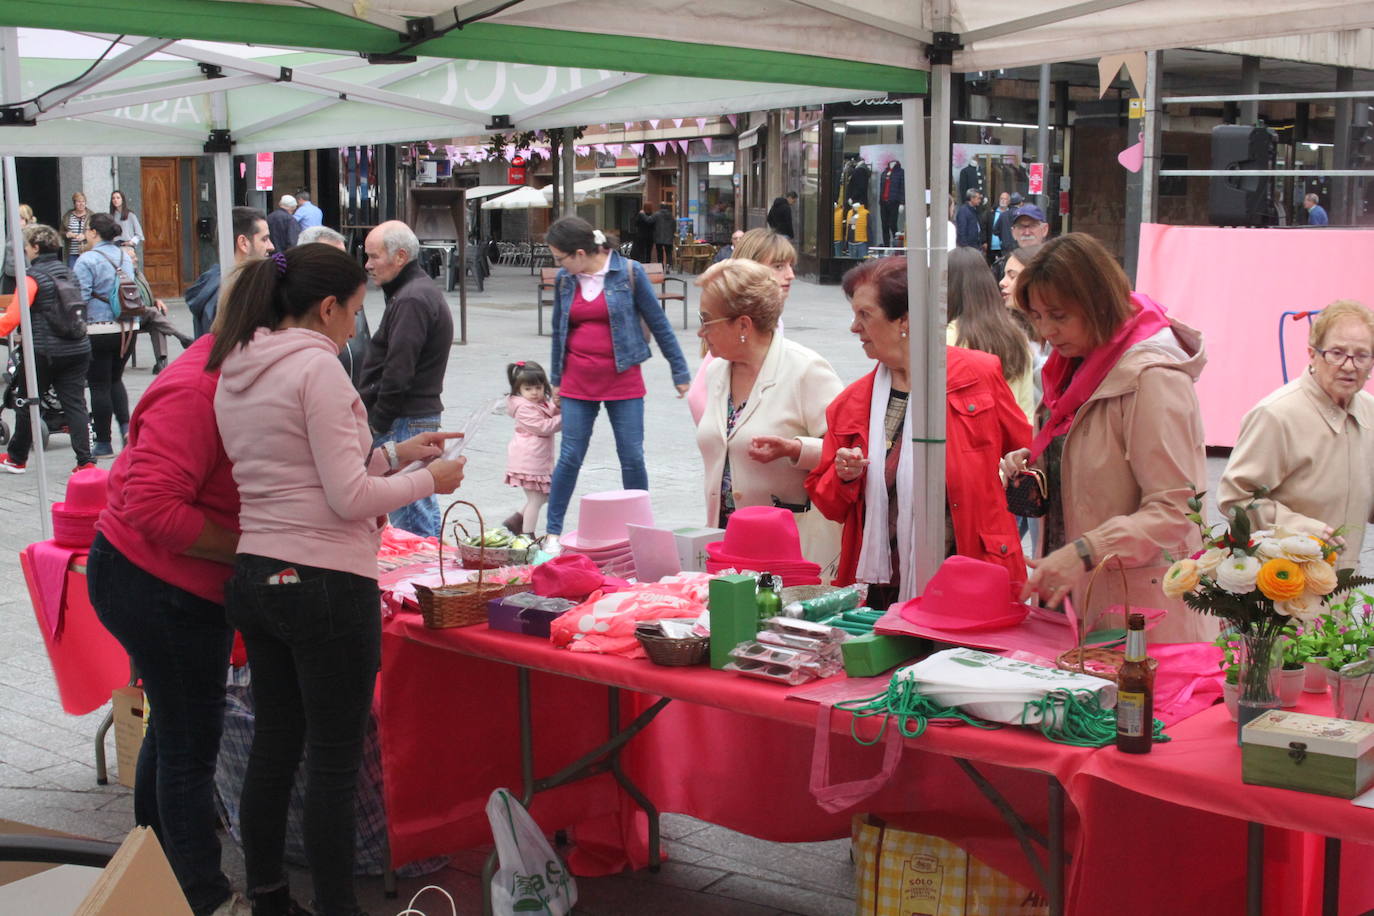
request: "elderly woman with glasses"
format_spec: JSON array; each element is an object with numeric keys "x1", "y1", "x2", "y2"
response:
[
  {"x1": 693, "y1": 259, "x2": 844, "y2": 573},
  {"x1": 1220, "y1": 300, "x2": 1374, "y2": 561}
]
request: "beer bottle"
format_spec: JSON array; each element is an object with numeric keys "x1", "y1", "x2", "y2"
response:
[{"x1": 1115, "y1": 612, "x2": 1154, "y2": 754}]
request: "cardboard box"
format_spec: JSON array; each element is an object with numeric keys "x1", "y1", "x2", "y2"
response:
[
  {"x1": 1242, "y1": 709, "x2": 1374, "y2": 799},
  {"x1": 840, "y1": 632, "x2": 927, "y2": 677},
  {"x1": 709, "y1": 575, "x2": 760, "y2": 670},
  {"x1": 111, "y1": 687, "x2": 145, "y2": 790},
  {"x1": 674, "y1": 527, "x2": 724, "y2": 573},
  {"x1": 626, "y1": 524, "x2": 683, "y2": 583},
  {"x1": 75, "y1": 827, "x2": 193, "y2": 915}
]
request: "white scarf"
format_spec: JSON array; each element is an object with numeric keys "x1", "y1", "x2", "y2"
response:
[
  {"x1": 575, "y1": 259, "x2": 611, "y2": 300},
  {"x1": 855, "y1": 365, "x2": 917, "y2": 601}
]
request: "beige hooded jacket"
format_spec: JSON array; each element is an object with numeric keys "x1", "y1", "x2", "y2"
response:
[{"x1": 1050, "y1": 319, "x2": 1217, "y2": 644}]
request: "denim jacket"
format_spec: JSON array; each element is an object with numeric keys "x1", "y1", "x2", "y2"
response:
[
  {"x1": 74, "y1": 241, "x2": 133, "y2": 323},
  {"x1": 549, "y1": 250, "x2": 690, "y2": 388}
]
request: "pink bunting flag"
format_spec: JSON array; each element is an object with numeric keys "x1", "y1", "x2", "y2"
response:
[
  {"x1": 726, "y1": 114, "x2": 738, "y2": 127},
  {"x1": 593, "y1": 144, "x2": 606, "y2": 153},
  {"x1": 672, "y1": 118, "x2": 684, "y2": 128},
  {"x1": 607, "y1": 143, "x2": 623, "y2": 157},
  {"x1": 625, "y1": 122, "x2": 635, "y2": 130},
  {"x1": 648, "y1": 119, "x2": 660, "y2": 129},
  {"x1": 631, "y1": 142, "x2": 645, "y2": 155},
  {"x1": 702, "y1": 137, "x2": 713, "y2": 153},
  {"x1": 1117, "y1": 134, "x2": 1144, "y2": 173},
  {"x1": 653, "y1": 141, "x2": 668, "y2": 155},
  {"x1": 695, "y1": 118, "x2": 707, "y2": 130}
]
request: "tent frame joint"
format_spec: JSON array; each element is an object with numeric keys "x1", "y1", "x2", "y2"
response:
[
  {"x1": 279, "y1": 67, "x2": 293, "y2": 83},
  {"x1": 204, "y1": 128, "x2": 233, "y2": 154},
  {"x1": 199, "y1": 62, "x2": 223, "y2": 79},
  {"x1": 0, "y1": 107, "x2": 32, "y2": 126},
  {"x1": 927, "y1": 31, "x2": 963, "y2": 66}
]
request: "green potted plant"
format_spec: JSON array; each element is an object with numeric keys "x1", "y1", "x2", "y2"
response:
[
  {"x1": 1215, "y1": 631, "x2": 1241, "y2": 721},
  {"x1": 1290, "y1": 616, "x2": 1334, "y2": 693},
  {"x1": 1277, "y1": 627, "x2": 1305, "y2": 707}
]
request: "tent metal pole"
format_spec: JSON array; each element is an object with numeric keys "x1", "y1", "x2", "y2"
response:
[
  {"x1": 1037, "y1": 64, "x2": 1051, "y2": 211},
  {"x1": 211, "y1": 93, "x2": 236, "y2": 283},
  {"x1": 0, "y1": 26, "x2": 52, "y2": 534},
  {"x1": 1141, "y1": 50, "x2": 1161, "y2": 227},
  {"x1": 903, "y1": 94, "x2": 936, "y2": 596},
  {"x1": 562, "y1": 127, "x2": 576, "y2": 217},
  {"x1": 917, "y1": 59, "x2": 952, "y2": 596}
]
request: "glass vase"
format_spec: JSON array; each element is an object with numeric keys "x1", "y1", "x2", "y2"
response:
[{"x1": 1235, "y1": 630, "x2": 1282, "y2": 744}]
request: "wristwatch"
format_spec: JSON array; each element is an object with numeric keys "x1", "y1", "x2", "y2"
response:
[
  {"x1": 382, "y1": 441, "x2": 400, "y2": 470},
  {"x1": 1073, "y1": 537, "x2": 1093, "y2": 572}
]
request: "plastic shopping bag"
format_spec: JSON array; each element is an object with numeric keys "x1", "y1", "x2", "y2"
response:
[
  {"x1": 897, "y1": 648, "x2": 1116, "y2": 725},
  {"x1": 486, "y1": 788, "x2": 577, "y2": 916}
]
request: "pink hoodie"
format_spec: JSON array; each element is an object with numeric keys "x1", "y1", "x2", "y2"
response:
[{"x1": 214, "y1": 327, "x2": 436, "y2": 580}]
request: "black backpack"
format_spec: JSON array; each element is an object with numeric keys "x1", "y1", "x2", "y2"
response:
[{"x1": 34, "y1": 262, "x2": 88, "y2": 339}]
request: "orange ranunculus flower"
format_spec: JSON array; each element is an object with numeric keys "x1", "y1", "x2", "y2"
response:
[{"x1": 1257, "y1": 557, "x2": 1306, "y2": 602}]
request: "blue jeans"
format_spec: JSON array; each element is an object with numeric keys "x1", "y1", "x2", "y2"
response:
[
  {"x1": 372, "y1": 414, "x2": 440, "y2": 537},
  {"x1": 86, "y1": 534, "x2": 234, "y2": 916},
  {"x1": 546, "y1": 396, "x2": 646, "y2": 535},
  {"x1": 226, "y1": 554, "x2": 380, "y2": 916}
]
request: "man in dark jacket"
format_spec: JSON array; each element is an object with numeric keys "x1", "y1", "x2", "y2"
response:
[
  {"x1": 631, "y1": 202, "x2": 655, "y2": 262},
  {"x1": 185, "y1": 207, "x2": 271, "y2": 338},
  {"x1": 766, "y1": 191, "x2": 797, "y2": 238},
  {"x1": 0, "y1": 223, "x2": 94, "y2": 473},
  {"x1": 266, "y1": 195, "x2": 300, "y2": 253},
  {"x1": 955, "y1": 189, "x2": 984, "y2": 249},
  {"x1": 359, "y1": 220, "x2": 454, "y2": 537},
  {"x1": 652, "y1": 203, "x2": 676, "y2": 266}
]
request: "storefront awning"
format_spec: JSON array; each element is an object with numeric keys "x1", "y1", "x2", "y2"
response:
[
  {"x1": 540, "y1": 176, "x2": 641, "y2": 201},
  {"x1": 463, "y1": 185, "x2": 524, "y2": 200}
]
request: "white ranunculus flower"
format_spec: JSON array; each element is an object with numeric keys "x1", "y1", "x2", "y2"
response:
[
  {"x1": 1280, "y1": 535, "x2": 1323, "y2": 562},
  {"x1": 1253, "y1": 538, "x2": 1287, "y2": 562},
  {"x1": 1215, "y1": 555, "x2": 1262, "y2": 595},
  {"x1": 1195, "y1": 547, "x2": 1229, "y2": 576},
  {"x1": 1276, "y1": 591, "x2": 1324, "y2": 622}
]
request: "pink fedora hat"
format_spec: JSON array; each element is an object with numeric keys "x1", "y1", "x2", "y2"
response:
[
  {"x1": 561, "y1": 489, "x2": 654, "y2": 550},
  {"x1": 52, "y1": 467, "x2": 109, "y2": 519},
  {"x1": 705, "y1": 507, "x2": 804, "y2": 566},
  {"x1": 898, "y1": 556, "x2": 1031, "y2": 631}
]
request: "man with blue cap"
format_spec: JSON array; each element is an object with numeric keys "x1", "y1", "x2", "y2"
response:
[{"x1": 1010, "y1": 203, "x2": 1050, "y2": 249}]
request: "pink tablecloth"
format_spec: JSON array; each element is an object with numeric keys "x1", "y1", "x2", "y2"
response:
[{"x1": 377, "y1": 610, "x2": 1374, "y2": 913}]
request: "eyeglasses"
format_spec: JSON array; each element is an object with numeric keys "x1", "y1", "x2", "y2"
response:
[
  {"x1": 698, "y1": 313, "x2": 732, "y2": 329},
  {"x1": 550, "y1": 251, "x2": 574, "y2": 265},
  {"x1": 1316, "y1": 347, "x2": 1374, "y2": 369}
]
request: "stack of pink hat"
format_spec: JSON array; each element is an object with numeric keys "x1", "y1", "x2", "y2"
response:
[
  {"x1": 704, "y1": 506, "x2": 821, "y2": 586},
  {"x1": 560, "y1": 490, "x2": 654, "y2": 578},
  {"x1": 52, "y1": 467, "x2": 109, "y2": 548}
]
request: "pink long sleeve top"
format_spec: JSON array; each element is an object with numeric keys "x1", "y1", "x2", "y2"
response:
[{"x1": 214, "y1": 327, "x2": 436, "y2": 580}]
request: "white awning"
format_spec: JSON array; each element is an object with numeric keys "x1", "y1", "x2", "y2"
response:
[
  {"x1": 463, "y1": 185, "x2": 523, "y2": 201},
  {"x1": 540, "y1": 176, "x2": 641, "y2": 201}
]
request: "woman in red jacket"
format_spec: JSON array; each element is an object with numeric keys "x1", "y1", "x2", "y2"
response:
[{"x1": 805, "y1": 257, "x2": 1030, "y2": 609}]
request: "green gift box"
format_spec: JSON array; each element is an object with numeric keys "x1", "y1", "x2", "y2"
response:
[{"x1": 1241, "y1": 709, "x2": 1374, "y2": 799}]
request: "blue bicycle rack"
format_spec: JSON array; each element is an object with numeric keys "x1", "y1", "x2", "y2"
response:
[{"x1": 1279, "y1": 310, "x2": 1321, "y2": 383}]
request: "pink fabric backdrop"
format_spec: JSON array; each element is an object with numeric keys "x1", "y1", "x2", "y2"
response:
[{"x1": 1135, "y1": 224, "x2": 1374, "y2": 447}]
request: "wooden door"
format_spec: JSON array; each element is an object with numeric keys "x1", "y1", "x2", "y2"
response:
[{"x1": 139, "y1": 158, "x2": 182, "y2": 297}]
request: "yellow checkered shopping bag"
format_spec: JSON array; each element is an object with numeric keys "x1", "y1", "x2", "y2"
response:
[{"x1": 852, "y1": 815, "x2": 1048, "y2": 916}]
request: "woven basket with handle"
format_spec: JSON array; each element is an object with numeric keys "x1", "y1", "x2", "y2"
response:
[
  {"x1": 1056, "y1": 554, "x2": 1157, "y2": 684},
  {"x1": 416, "y1": 501, "x2": 528, "y2": 629}
]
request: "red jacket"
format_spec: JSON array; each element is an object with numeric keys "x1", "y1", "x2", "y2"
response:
[
  {"x1": 96, "y1": 337, "x2": 240, "y2": 605},
  {"x1": 805, "y1": 347, "x2": 1031, "y2": 590}
]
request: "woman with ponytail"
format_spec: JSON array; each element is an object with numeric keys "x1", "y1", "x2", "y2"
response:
[{"x1": 211, "y1": 243, "x2": 465, "y2": 916}]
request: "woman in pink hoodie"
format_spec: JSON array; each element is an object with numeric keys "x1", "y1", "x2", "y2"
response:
[{"x1": 210, "y1": 243, "x2": 464, "y2": 916}]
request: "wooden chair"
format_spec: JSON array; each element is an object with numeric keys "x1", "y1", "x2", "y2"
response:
[
  {"x1": 536, "y1": 267, "x2": 560, "y2": 336},
  {"x1": 643, "y1": 262, "x2": 689, "y2": 329}
]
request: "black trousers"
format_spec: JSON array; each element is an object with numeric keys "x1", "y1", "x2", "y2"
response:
[
  {"x1": 87, "y1": 333, "x2": 131, "y2": 443},
  {"x1": 880, "y1": 200, "x2": 902, "y2": 246},
  {"x1": 8, "y1": 348, "x2": 92, "y2": 466}
]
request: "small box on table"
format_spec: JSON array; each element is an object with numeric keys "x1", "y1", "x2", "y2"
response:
[
  {"x1": 674, "y1": 527, "x2": 724, "y2": 572},
  {"x1": 709, "y1": 574, "x2": 759, "y2": 670},
  {"x1": 1241, "y1": 709, "x2": 1374, "y2": 799}
]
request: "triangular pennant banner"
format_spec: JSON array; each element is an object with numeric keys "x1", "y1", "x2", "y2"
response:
[
  {"x1": 624, "y1": 122, "x2": 635, "y2": 130},
  {"x1": 654, "y1": 141, "x2": 668, "y2": 154},
  {"x1": 702, "y1": 137, "x2": 713, "y2": 153},
  {"x1": 726, "y1": 113, "x2": 738, "y2": 128},
  {"x1": 1098, "y1": 52, "x2": 1147, "y2": 99},
  {"x1": 695, "y1": 118, "x2": 708, "y2": 130},
  {"x1": 673, "y1": 119, "x2": 684, "y2": 128},
  {"x1": 649, "y1": 119, "x2": 660, "y2": 129},
  {"x1": 607, "y1": 143, "x2": 623, "y2": 157},
  {"x1": 1117, "y1": 133, "x2": 1145, "y2": 173},
  {"x1": 631, "y1": 142, "x2": 646, "y2": 155}
]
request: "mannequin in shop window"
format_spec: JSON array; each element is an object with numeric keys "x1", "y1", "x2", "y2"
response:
[
  {"x1": 833, "y1": 200, "x2": 847, "y2": 256},
  {"x1": 879, "y1": 161, "x2": 904, "y2": 247},
  {"x1": 958, "y1": 160, "x2": 984, "y2": 202},
  {"x1": 846, "y1": 158, "x2": 872, "y2": 208}
]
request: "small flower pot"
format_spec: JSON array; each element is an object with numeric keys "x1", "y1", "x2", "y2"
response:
[
  {"x1": 1303, "y1": 659, "x2": 1329, "y2": 693},
  {"x1": 1223, "y1": 680, "x2": 1239, "y2": 721},
  {"x1": 1279, "y1": 667, "x2": 1305, "y2": 707}
]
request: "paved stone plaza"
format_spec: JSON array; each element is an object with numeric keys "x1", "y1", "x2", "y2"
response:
[{"x1": 2, "y1": 261, "x2": 1370, "y2": 914}]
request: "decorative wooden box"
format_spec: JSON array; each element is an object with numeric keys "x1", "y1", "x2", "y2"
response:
[{"x1": 1241, "y1": 709, "x2": 1374, "y2": 799}]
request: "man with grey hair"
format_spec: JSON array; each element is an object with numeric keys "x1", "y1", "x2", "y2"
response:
[
  {"x1": 297, "y1": 224, "x2": 345, "y2": 248},
  {"x1": 359, "y1": 219, "x2": 453, "y2": 536},
  {"x1": 955, "y1": 187, "x2": 984, "y2": 249},
  {"x1": 266, "y1": 193, "x2": 300, "y2": 252}
]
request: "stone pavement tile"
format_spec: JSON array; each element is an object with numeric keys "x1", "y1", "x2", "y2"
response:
[
  {"x1": 0, "y1": 733, "x2": 75, "y2": 772},
  {"x1": 0, "y1": 705, "x2": 99, "y2": 757},
  {"x1": 694, "y1": 852, "x2": 855, "y2": 901},
  {"x1": 660, "y1": 837, "x2": 715, "y2": 865},
  {"x1": 702, "y1": 874, "x2": 852, "y2": 916},
  {"x1": 677, "y1": 825, "x2": 853, "y2": 892},
  {"x1": 30, "y1": 759, "x2": 102, "y2": 792},
  {"x1": 574, "y1": 871, "x2": 781, "y2": 916},
  {"x1": 0, "y1": 759, "x2": 49, "y2": 789},
  {"x1": 661, "y1": 812, "x2": 711, "y2": 840},
  {"x1": 355, "y1": 867, "x2": 486, "y2": 915}
]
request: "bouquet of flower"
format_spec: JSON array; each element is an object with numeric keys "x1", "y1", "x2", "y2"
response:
[{"x1": 1162, "y1": 487, "x2": 1373, "y2": 719}]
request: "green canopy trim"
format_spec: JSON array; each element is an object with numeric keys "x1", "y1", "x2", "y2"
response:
[{"x1": 0, "y1": 0, "x2": 928, "y2": 94}]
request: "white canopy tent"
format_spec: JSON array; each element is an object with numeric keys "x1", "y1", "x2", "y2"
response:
[
  {"x1": 0, "y1": 0, "x2": 1371, "y2": 592},
  {"x1": 540, "y1": 176, "x2": 639, "y2": 202}
]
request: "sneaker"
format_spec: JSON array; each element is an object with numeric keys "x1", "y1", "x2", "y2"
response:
[
  {"x1": 543, "y1": 534, "x2": 562, "y2": 556},
  {"x1": 73, "y1": 462, "x2": 98, "y2": 473},
  {"x1": 92, "y1": 441, "x2": 114, "y2": 458},
  {"x1": 0, "y1": 455, "x2": 26, "y2": 474},
  {"x1": 210, "y1": 893, "x2": 253, "y2": 916}
]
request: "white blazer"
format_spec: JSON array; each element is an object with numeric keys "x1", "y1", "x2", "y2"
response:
[{"x1": 695, "y1": 334, "x2": 845, "y2": 572}]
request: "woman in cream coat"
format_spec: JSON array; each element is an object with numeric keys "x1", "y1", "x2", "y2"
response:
[{"x1": 694, "y1": 259, "x2": 844, "y2": 576}]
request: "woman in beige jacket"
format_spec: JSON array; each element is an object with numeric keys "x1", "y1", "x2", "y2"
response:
[
  {"x1": 1219, "y1": 300, "x2": 1374, "y2": 564},
  {"x1": 1001, "y1": 234, "x2": 1214, "y2": 643},
  {"x1": 694, "y1": 259, "x2": 845, "y2": 576}
]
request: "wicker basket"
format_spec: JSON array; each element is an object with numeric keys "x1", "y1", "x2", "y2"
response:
[
  {"x1": 1056, "y1": 555, "x2": 1158, "y2": 684},
  {"x1": 416, "y1": 501, "x2": 518, "y2": 628},
  {"x1": 636, "y1": 631, "x2": 710, "y2": 666}
]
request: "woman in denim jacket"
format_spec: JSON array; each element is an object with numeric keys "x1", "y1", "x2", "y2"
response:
[{"x1": 545, "y1": 216, "x2": 690, "y2": 550}]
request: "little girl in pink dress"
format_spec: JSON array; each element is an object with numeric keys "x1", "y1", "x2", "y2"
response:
[{"x1": 504, "y1": 360, "x2": 562, "y2": 534}]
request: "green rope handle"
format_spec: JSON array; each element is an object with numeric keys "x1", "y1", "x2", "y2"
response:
[
  {"x1": 836, "y1": 678, "x2": 1002, "y2": 745},
  {"x1": 910, "y1": 437, "x2": 946, "y2": 444}
]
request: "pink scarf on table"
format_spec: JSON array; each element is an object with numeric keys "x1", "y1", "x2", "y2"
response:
[{"x1": 1030, "y1": 292, "x2": 1170, "y2": 460}]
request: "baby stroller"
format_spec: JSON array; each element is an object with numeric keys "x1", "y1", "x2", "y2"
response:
[{"x1": 0, "y1": 338, "x2": 69, "y2": 450}]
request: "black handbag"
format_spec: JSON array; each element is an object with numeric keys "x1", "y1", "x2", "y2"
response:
[{"x1": 1005, "y1": 468, "x2": 1049, "y2": 518}]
